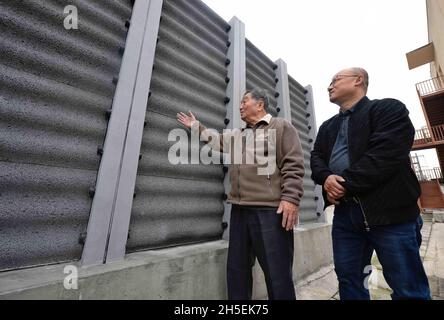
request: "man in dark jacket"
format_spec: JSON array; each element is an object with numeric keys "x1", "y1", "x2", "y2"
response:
[{"x1": 310, "y1": 67, "x2": 430, "y2": 300}]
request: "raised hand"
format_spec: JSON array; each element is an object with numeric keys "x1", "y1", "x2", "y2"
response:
[{"x1": 177, "y1": 111, "x2": 197, "y2": 129}]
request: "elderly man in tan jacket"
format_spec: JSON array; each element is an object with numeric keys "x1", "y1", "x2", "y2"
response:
[{"x1": 177, "y1": 88, "x2": 304, "y2": 300}]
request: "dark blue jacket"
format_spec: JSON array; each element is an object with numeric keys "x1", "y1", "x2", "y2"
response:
[{"x1": 310, "y1": 96, "x2": 421, "y2": 226}]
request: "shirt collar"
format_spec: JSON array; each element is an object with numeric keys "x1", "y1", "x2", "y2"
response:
[
  {"x1": 259, "y1": 113, "x2": 272, "y2": 124},
  {"x1": 245, "y1": 114, "x2": 273, "y2": 129},
  {"x1": 338, "y1": 96, "x2": 368, "y2": 117},
  {"x1": 339, "y1": 102, "x2": 358, "y2": 117}
]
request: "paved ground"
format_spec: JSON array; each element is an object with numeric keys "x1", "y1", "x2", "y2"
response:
[
  {"x1": 295, "y1": 265, "x2": 338, "y2": 300},
  {"x1": 296, "y1": 212, "x2": 443, "y2": 300}
]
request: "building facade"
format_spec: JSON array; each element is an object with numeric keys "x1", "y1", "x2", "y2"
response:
[{"x1": 406, "y1": 0, "x2": 444, "y2": 209}]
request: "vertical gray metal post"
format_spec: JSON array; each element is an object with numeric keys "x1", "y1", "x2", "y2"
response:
[
  {"x1": 305, "y1": 85, "x2": 325, "y2": 222},
  {"x1": 81, "y1": 0, "x2": 163, "y2": 266},
  {"x1": 274, "y1": 59, "x2": 292, "y2": 121},
  {"x1": 223, "y1": 17, "x2": 246, "y2": 240},
  {"x1": 105, "y1": 0, "x2": 164, "y2": 263}
]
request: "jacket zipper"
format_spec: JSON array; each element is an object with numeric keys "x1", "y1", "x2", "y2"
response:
[
  {"x1": 355, "y1": 197, "x2": 370, "y2": 232},
  {"x1": 267, "y1": 173, "x2": 275, "y2": 197},
  {"x1": 345, "y1": 114, "x2": 369, "y2": 232},
  {"x1": 238, "y1": 165, "x2": 241, "y2": 202}
]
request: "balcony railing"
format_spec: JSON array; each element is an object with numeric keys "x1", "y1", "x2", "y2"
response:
[
  {"x1": 416, "y1": 76, "x2": 444, "y2": 97},
  {"x1": 414, "y1": 127, "x2": 432, "y2": 145},
  {"x1": 414, "y1": 167, "x2": 443, "y2": 182},
  {"x1": 432, "y1": 124, "x2": 444, "y2": 142},
  {"x1": 413, "y1": 124, "x2": 444, "y2": 147}
]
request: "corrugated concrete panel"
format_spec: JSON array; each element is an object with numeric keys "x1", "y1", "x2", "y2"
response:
[
  {"x1": 126, "y1": 0, "x2": 229, "y2": 252},
  {"x1": 0, "y1": 0, "x2": 133, "y2": 271},
  {"x1": 288, "y1": 76, "x2": 318, "y2": 222},
  {"x1": 246, "y1": 39, "x2": 279, "y2": 117}
]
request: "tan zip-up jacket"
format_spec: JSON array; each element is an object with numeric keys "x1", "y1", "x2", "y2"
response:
[{"x1": 194, "y1": 114, "x2": 305, "y2": 207}]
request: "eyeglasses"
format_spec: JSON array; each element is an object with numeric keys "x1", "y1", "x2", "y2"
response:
[{"x1": 329, "y1": 74, "x2": 359, "y2": 87}]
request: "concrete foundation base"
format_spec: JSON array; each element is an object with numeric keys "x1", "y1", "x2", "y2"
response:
[{"x1": 0, "y1": 223, "x2": 333, "y2": 300}]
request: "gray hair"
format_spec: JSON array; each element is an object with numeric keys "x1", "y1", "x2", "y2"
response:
[
  {"x1": 351, "y1": 67, "x2": 369, "y2": 90},
  {"x1": 244, "y1": 88, "x2": 269, "y2": 111}
]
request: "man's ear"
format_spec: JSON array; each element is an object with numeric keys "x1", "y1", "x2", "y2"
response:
[
  {"x1": 257, "y1": 99, "x2": 265, "y2": 111},
  {"x1": 355, "y1": 76, "x2": 364, "y2": 87}
]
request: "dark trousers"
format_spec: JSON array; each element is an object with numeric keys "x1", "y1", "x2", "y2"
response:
[
  {"x1": 227, "y1": 205, "x2": 296, "y2": 300},
  {"x1": 332, "y1": 201, "x2": 431, "y2": 300}
]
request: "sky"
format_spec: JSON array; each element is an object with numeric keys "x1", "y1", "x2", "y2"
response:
[{"x1": 201, "y1": 0, "x2": 440, "y2": 168}]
